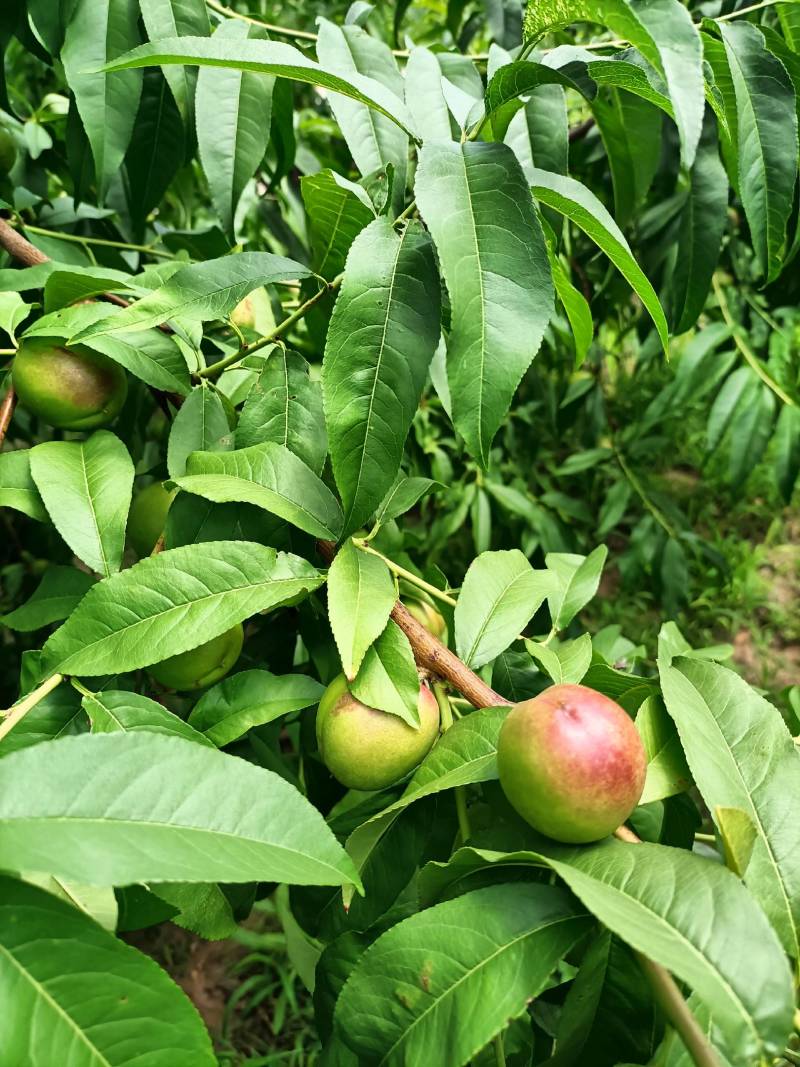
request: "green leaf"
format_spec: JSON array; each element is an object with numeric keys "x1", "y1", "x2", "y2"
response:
[
  {"x1": 23, "y1": 303, "x2": 193, "y2": 396},
  {"x1": 726, "y1": 379, "x2": 775, "y2": 487},
  {"x1": 0, "y1": 291, "x2": 32, "y2": 342},
  {"x1": 483, "y1": 59, "x2": 577, "y2": 122},
  {"x1": 548, "y1": 252, "x2": 593, "y2": 367},
  {"x1": 334, "y1": 884, "x2": 590, "y2": 1066},
  {"x1": 21, "y1": 872, "x2": 118, "y2": 932},
  {"x1": 455, "y1": 549, "x2": 555, "y2": 669},
  {"x1": 149, "y1": 881, "x2": 236, "y2": 940},
  {"x1": 61, "y1": 0, "x2": 143, "y2": 198},
  {"x1": 348, "y1": 705, "x2": 510, "y2": 854},
  {"x1": 635, "y1": 694, "x2": 692, "y2": 805},
  {"x1": 0, "y1": 875, "x2": 215, "y2": 1065},
  {"x1": 323, "y1": 217, "x2": 440, "y2": 532},
  {"x1": 196, "y1": 20, "x2": 273, "y2": 238},
  {"x1": 548, "y1": 930, "x2": 661, "y2": 1067},
  {"x1": 660, "y1": 656, "x2": 800, "y2": 958},
  {"x1": 415, "y1": 141, "x2": 554, "y2": 465},
  {"x1": 172, "y1": 441, "x2": 344, "y2": 540},
  {"x1": 525, "y1": 633, "x2": 592, "y2": 685},
  {"x1": 301, "y1": 169, "x2": 375, "y2": 281},
  {"x1": 505, "y1": 82, "x2": 569, "y2": 180},
  {"x1": 70, "y1": 253, "x2": 311, "y2": 339},
  {"x1": 0, "y1": 733, "x2": 361, "y2": 889},
  {"x1": 775, "y1": 404, "x2": 800, "y2": 503},
  {"x1": 404, "y1": 46, "x2": 453, "y2": 143},
  {"x1": 81, "y1": 689, "x2": 213, "y2": 746},
  {"x1": 125, "y1": 69, "x2": 185, "y2": 235},
  {"x1": 671, "y1": 110, "x2": 729, "y2": 333},
  {"x1": 545, "y1": 545, "x2": 607, "y2": 630},
  {"x1": 707, "y1": 366, "x2": 752, "y2": 452},
  {"x1": 524, "y1": 0, "x2": 704, "y2": 168},
  {"x1": 102, "y1": 35, "x2": 419, "y2": 140},
  {"x1": 316, "y1": 20, "x2": 408, "y2": 211},
  {"x1": 530, "y1": 169, "x2": 668, "y2": 353},
  {"x1": 188, "y1": 669, "x2": 324, "y2": 746},
  {"x1": 42, "y1": 266, "x2": 132, "y2": 313},
  {"x1": 328, "y1": 539, "x2": 396, "y2": 680},
  {"x1": 139, "y1": 0, "x2": 210, "y2": 124},
  {"x1": 424, "y1": 839, "x2": 794, "y2": 1066},
  {"x1": 29, "y1": 432, "x2": 134, "y2": 578},
  {"x1": 375, "y1": 476, "x2": 441, "y2": 525},
  {"x1": 0, "y1": 685, "x2": 85, "y2": 757},
  {"x1": 593, "y1": 90, "x2": 660, "y2": 227},
  {"x1": 351, "y1": 620, "x2": 421, "y2": 726},
  {"x1": 0, "y1": 450, "x2": 47, "y2": 522},
  {"x1": 0, "y1": 566, "x2": 95, "y2": 632},
  {"x1": 236, "y1": 349, "x2": 327, "y2": 475},
  {"x1": 167, "y1": 384, "x2": 232, "y2": 479},
  {"x1": 720, "y1": 22, "x2": 798, "y2": 282},
  {"x1": 41, "y1": 541, "x2": 322, "y2": 676}
]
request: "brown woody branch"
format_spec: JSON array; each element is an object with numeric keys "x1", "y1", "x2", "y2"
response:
[
  {"x1": 569, "y1": 117, "x2": 595, "y2": 143},
  {"x1": 0, "y1": 387, "x2": 16, "y2": 447},
  {"x1": 317, "y1": 539, "x2": 506, "y2": 708}
]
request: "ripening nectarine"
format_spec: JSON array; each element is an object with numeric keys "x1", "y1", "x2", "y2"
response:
[{"x1": 497, "y1": 683, "x2": 646, "y2": 843}]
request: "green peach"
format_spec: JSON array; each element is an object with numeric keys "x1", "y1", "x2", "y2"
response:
[
  {"x1": 497, "y1": 683, "x2": 647, "y2": 843},
  {"x1": 128, "y1": 482, "x2": 176, "y2": 558},
  {"x1": 12, "y1": 339, "x2": 128, "y2": 430},
  {"x1": 316, "y1": 674, "x2": 440, "y2": 791},
  {"x1": 403, "y1": 597, "x2": 448, "y2": 643},
  {"x1": 147, "y1": 624, "x2": 244, "y2": 692}
]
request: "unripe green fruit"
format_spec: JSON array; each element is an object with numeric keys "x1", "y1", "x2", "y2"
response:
[
  {"x1": 497, "y1": 683, "x2": 646, "y2": 844},
  {"x1": 230, "y1": 287, "x2": 273, "y2": 334},
  {"x1": 317, "y1": 674, "x2": 440, "y2": 791},
  {"x1": 0, "y1": 127, "x2": 16, "y2": 173},
  {"x1": 404, "y1": 597, "x2": 448, "y2": 643},
  {"x1": 128, "y1": 482, "x2": 176, "y2": 558},
  {"x1": 147, "y1": 624, "x2": 244, "y2": 691},
  {"x1": 12, "y1": 339, "x2": 128, "y2": 430}
]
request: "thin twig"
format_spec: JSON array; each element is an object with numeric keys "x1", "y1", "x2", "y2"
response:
[
  {"x1": 712, "y1": 275, "x2": 796, "y2": 408},
  {"x1": 0, "y1": 387, "x2": 16, "y2": 447},
  {"x1": 614, "y1": 444, "x2": 680, "y2": 541},
  {"x1": 355, "y1": 539, "x2": 457, "y2": 607},
  {"x1": 716, "y1": 0, "x2": 783, "y2": 20},
  {"x1": 197, "y1": 272, "x2": 343, "y2": 379},
  {"x1": 7, "y1": 221, "x2": 174, "y2": 258},
  {"x1": 0, "y1": 674, "x2": 64, "y2": 742}
]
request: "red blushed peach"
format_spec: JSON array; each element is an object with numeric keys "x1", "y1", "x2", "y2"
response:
[{"x1": 497, "y1": 683, "x2": 647, "y2": 843}]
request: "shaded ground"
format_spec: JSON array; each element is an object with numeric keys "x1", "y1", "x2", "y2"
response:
[{"x1": 128, "y1": 916, "x2": 319, "y2": 1065}]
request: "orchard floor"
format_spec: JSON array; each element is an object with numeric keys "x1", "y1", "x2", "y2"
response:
[{"x1": 128, "y1": 913, "x2": 320, "y2": 1065}]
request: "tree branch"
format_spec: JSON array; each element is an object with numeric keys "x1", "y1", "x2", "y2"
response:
[
  {"x1": 569, "y1": 117, "x2": 595, "y2": 143},
  {"x1": 0, "y1": 387, "x2": 16, "y2": 447}
]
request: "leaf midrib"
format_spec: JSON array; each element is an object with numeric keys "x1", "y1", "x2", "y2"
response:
[
  {"x1": 2, "y1": 815, "x2": 350, "y2": 882},
  {"x1": 376, "y1": 914, "x2": 580, "y2": 1065},
  {"x1": 0, "y1": 941, "x2": 112, "y2": 1067}
]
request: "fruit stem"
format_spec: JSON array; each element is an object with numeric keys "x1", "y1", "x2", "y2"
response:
[
  {"x1": 0, "y1": 673, "x2": 64, "y2": 742},
  {"x1": 435, "y1": 682, "x2": 473, "y2": 843},
  {"x1": 354, "y1": 540, "x2": 458, "y2": 607}
]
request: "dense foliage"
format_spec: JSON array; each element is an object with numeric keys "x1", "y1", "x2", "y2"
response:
[{"x1": 0, "y1": 0, "x2": 799, "y2": 1064}]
